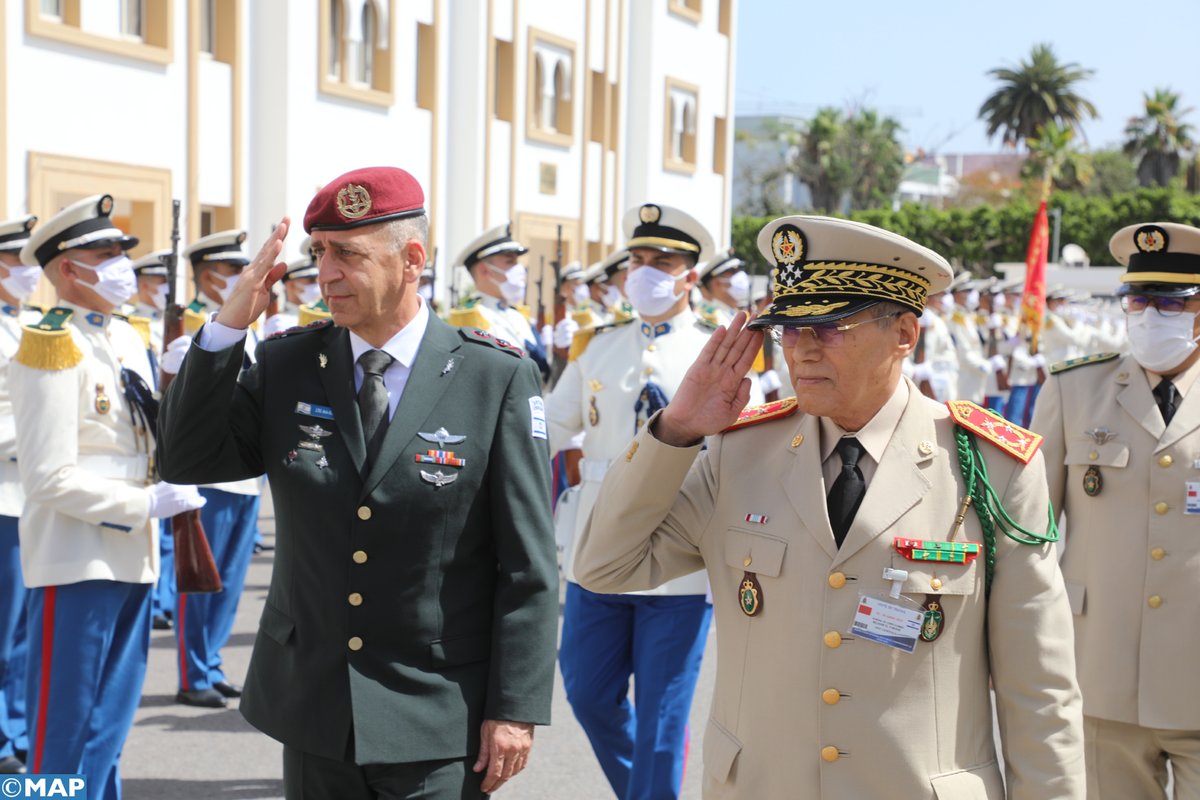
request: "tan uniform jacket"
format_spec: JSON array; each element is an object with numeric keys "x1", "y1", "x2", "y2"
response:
[
  {"x1": 1032, "y1": 354, "x2": 1200, "y2": 730},
  {"x1": 576, "y1": 381, "x2": 1084, "y2": 799}
]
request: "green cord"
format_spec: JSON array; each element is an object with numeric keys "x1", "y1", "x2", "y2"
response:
[{"x1": 954, "y1": 427, "x2": 1059, "y2": 597}]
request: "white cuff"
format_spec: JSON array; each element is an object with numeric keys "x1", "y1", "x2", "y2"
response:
[
  {"x1": 197, "y1": 313, "x2": 248, "y2": 352},
  {"x1": 989, "y1": 354, "x2": 1008, "y2": 372}
]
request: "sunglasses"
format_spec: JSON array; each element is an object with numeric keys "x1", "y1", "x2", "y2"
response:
[{"x1": 768, "y1": 312, "x2": 905, "y2": 348}]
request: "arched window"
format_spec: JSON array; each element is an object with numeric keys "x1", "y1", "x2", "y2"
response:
[
  {"x1": 533, "y1": 52, "x2": 545, "y2": 130},
  {"x1": 356, "y1": 1, "x2": 376, "y2": 85},
  {"x1": 327, "y1": 0, "x2": 343, "y2": 79}
]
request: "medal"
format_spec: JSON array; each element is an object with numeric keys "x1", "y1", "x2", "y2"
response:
[
  {"x1": 420, "y1": 469, "x2": 458, "y2": 487},
  {"x1": 285, "y1": 449, "x2": 298, "y2": 464},
  {"x1": 1083, "y1": 465, "x2": 1102, "y2": 497},
  {"x1": 588, "y1": 396, "x2": 600, "y2": 427},
  {"x1": 920, "y1": 595, "x2": 944, "y2": 642},
  {"x1": 739, "y1": 571, "x2": 763, "y2": 616},
  {"x1": 94, "y1": 383, "x2": 110, "y2": 415}
]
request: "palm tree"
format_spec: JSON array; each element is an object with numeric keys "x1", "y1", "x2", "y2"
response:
[
  {"x1": 1123, "y1": 88, "x2": 1196, "y2": 187},
  {"x1": 978, "y1": 43, "x2": 1098, "y2": 150},
  {"x1": 1021, "y1": 121, "x2": 1094, "y2": 197}
]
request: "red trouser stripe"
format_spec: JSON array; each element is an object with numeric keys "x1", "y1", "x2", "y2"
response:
[
  {"x1": 33, "y1": 586, "x2": 56, "y2": 773},
  {"x1": 177, "y1": 595, "x2": 188, "y2": 690}
]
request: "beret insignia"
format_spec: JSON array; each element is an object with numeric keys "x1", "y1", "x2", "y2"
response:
[{"x1": 336, "y1": 184, "x2": 373, "y2": 220}]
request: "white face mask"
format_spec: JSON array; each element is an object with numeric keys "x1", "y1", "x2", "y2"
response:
[
  {"x1": 938, "y1": 293, "x2": 954, "y2": 312},
  {"x1": 601, "y1": 285, "x2": 622, "y2": 308},
  {"x1": 418, "y1": 283, "x2": 434, "y2": 302},
  {"x1": 573, "y1": 284, "x2": 590, "y2": 305},
  {"x1": 149, "y1": 282, "x2": 169, "y2": 311},
  {"x1": 299, "y1": 283, "x2": 322, "y2": 306},
  {"x1": 73, "y1": 255, "x2": 137, "y2": 308},
  {"x1": 992, "y1": 293, "x2": 1007, "y2": 310},
  {"x1": 965, "y1": 289, "x2": 981, "y2": 310},
  {"x1": 486, "y1": 262, "x2": 527, "y2": 306},
  {"x1": 1127, "y1": 306, "x2": 1200, "y2": 373},
  {"x1": 212, "y1": 271, "x2": 240, "y2": 305},
  {"x1": 1, "y1": 265, "x2": 41, "y2": 300},
  {"x1": 726, "y1": 271, "x2": 751, "y2": 305},
  {"x1": 625, "y1": 266, "x2": 686, "y2": 318}
]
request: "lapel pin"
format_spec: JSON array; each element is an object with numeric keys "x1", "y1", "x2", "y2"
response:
[
  {"x1": 418, "y1": 427, "x2": 466, "y2": 448},
  {"x1": 791, "y1": 434, "x2": 804, "y2": 448},
  {"x1": 442, "y1": 359, "x2": 456, "y2": 375},
  {"x1": 318, "y1": 353, "x2": 328, "y2": 369},
  {"x1": 420, "y1": 469, "x2": 458, "y2": 487},
  {"x1": 918, "y1": 440, "x2": 934, "y2": 456},
  {"x1": 1085, "y1": 427, "x2": 1116, "y2": 445}
]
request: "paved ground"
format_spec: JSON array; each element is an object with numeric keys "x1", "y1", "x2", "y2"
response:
[{"x1": 121, "y1": 493, "x2": 715, "y2": 799}]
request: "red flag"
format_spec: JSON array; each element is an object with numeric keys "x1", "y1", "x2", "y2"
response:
[{"x1": 1020, "y1": 201, "x2": 1049, "y2": 352}]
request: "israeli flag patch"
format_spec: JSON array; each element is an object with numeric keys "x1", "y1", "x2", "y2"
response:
[{"x1": 529, "y1": 396, "x2": 548, "y2": 440}]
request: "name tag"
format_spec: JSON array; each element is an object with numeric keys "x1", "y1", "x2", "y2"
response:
[
  {"x1": 295, "y1": 401, "x2": 335, "y2": 420},
  {"x1": 850, "y1": 594, "x2": 925, "y2": 654},
  {"x1": 1187, "y1": 482, "x2": 1200, "y2": 515}
]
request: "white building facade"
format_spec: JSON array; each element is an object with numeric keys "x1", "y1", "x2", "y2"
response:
[{"x1": 2, "y1": 0, "x2": 736, "y2": 312}]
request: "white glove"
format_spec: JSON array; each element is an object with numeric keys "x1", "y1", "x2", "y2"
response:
[
  {"x1": 988, "y1": 312, "x2": 1004, "y2": 330},
  {"x1": 554, "y1": 317, "x2": 580, "y2": 349},
  {"x1": 759, "y1": 369, "x2": 782, "y2": 395},
  {"x1": 540, "y1": 324, "x2": 553, "y2": 350},
  {"x1": 911, "y1": 362, "x2": 934, "y2": 383},
  {"x1": 1033, "y1": 353, "x2": 1047, "y2": 369},
  {"x1": 161, "y1": 336, "x2": 191, "y2": 375},
  {"x1": 147, "y1": 482, "x2": 207, "y2": 519},
  {"x1": 989, "y1": 354, "x2": 1008, "y2": 372}
]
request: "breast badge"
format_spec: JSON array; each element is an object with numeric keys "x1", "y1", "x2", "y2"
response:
[
  {"x1": 298, "y1": 424, "x2": 332, "y2": 452},
  {"x1": 94, "y1": 383, "x2": 111, "y2": 415},
  {"x1": 1083, "y1": 465, "x2": 1102, "y2": 497},
  {"x1": 920, "y1": 596, "x2": 944, "y2": 642},
  {"x1": 588, "y1": 396, "x2": 600, "y2": 427},
  {"x1": 739, "y1": 572, "x2": 763, "y2": 616},
  {"x1": 420, "y1": 469, "x2": 458, "y2": 487}
]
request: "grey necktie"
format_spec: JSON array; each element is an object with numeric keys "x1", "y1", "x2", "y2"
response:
[{"x1": 358, "y1": 349, "x2": 394, "y2": 465}]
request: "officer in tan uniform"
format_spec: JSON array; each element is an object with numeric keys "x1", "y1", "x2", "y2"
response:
[
  {"x1": 575, "y1": 214, "x2": 1085, "y2": 799},
  {"x1": 1031, "y1": 222, "x2": 1200, "y2": 799}
]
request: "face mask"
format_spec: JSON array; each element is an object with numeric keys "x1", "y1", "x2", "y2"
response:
[
  {"x1": 573, "y1": 284, "x2": 590, "y2": 305},
  {"x1": 992, "y1": 293, "x2": 1007, "y2": 310},
  {"x1": 0, "y1": 265, "x2": 41, "y2": 300},
  {"x1": 299, "y1": 283, "x2": 322, "y2": 306},
  {"x1": 73, "y1": 255, "x2": 136, "y2": 308},
  {"x1": 726, "y1": 271, "x2": 751, "y2": 305},
  {"x1": 601, "y1": 285, "x2": 622, "y2": 308},
  {"x1": 149, "y1": 282, "x2": 169, "y2": 311},
  {"x1": 625, "y1": 266, "x2": 686, "y2": 318},
  {"x1": 965, "y1": 289, "x2": 980, "y2": 311},
  {"x1": 486, "y1": 262, "x2": 527, "y2": 306},
  {"x1": 1127, "y1": 307, "x2": 1200, "y2": 372},
  {"x1": 212, "y1": 272, "x2": 240, "y2": 305},
  {"x1": 938, "y1": 293, "x2": 954, "y2": 312}
]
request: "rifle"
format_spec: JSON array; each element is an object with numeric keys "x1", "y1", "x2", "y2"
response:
[
  {"x1": 159, "y1": 200, "x2": 222, "y2": 594},
  {"x1": 759, "y1": 267, "x2": 780, "y2": 402},
  {"x1": 536, "y1": 255, "x2": 546, "y2": 332},
  {"x1": 551, "y1": 225, "x2": 566, "y2": 363}
]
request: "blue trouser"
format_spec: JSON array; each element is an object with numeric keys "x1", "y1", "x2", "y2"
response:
[
  {"x1": 26, "y1": 580, "x2": 151, "y2": 800},
  {"x1": 0, "y1": 515, "x2": 27, "y2": 759},
  {"x1": 1006, "y1": 383, "x2": 1041, "y2": 429},
  {"x1": 559, "y1": 582, "x2": 712, "y2": 800},
  {"x1": 176, "y1": 489, "x2": 259, "y2": 690},
  {"x1": 151, "y1": 519, "x2": 175, "y2": 620},
  {"x1": 984, "y1": 394, "x2": 1007, "y2": 414}
]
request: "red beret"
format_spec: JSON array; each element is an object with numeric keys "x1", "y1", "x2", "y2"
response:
[{"x1": 303, "y1": 166, "x2": 426, "y2": 233}]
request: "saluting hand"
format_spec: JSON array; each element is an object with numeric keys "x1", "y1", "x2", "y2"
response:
[
  {"x1": 214, "y1": 217, "x2": 290, "y2": 330},
  {"x1": 654, "y1": 310, "x2": 764, "y2": 446}
]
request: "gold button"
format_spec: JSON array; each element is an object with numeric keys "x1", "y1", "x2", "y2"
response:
[
  {"x1": 1088, "y1": 451, "x2": 1099, "y2": 461},
  {"x1": 1159, "y1": 454, "x2": 1174, "y2": 468},
  {"x1": 930, "y1": 577, "x2": 943, "y2": 591},
  {"x1": 348, "y1": 636, "x2": 363, "y2": 651},
  {"x1": 823, "y1": 631, "x2": 842, "y2": 649},
  {"x1": 348, "y1": 592, "x2": 363, "y2": 606},
  {"x1": 743, "y1": 555, "x2": 752, "y2": 567},
  {"x1": 1148, "y1": 595, "x2": 1163, "y2": 609},
  {"x1": 822, "y1": 688, "x2": 841, "y2": 705},
  {"x1": 821, "y1": 746, "x2": 840, "y2": 762},
  {"x1": 647, "y1": 344, "x2": 657, "y2": 352},
  {"x1": 1151, "y1": 547, "x2": 1166, "y2": 561},
  {"x1": 828, "y1": 572, "x2": 847, "y2": 589},
  {"x1": 1155, "y1": 502, "x2": 1169, "y2": 515},
  {"x1": 352, "y1": 550, "x2": 368, "y2": 564},
  {"x1": 357, "y1": 506, "x2": 372, "y2": 521}
]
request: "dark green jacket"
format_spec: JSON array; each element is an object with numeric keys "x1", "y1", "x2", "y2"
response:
[{"x1": 157, "y1": 316, "x2": 557, "y2": 764}]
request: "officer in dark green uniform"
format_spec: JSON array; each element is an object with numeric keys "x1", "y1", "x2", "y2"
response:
[{"x1": 157, "y1": 166, "x2": 558, "y2": 799}]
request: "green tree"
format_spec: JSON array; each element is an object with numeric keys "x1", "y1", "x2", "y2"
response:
[
  {"x1": 978, "y1": 43, "x2": 1098, "y2": 150},
  {"x1": 793, "y1": 105, "x2": 905, "y2": 214},
  {"x1": 1084, "y1": 149, "x2": 1139, "y2": 196},
  {"x1": 1020, "y1": 121, "x2": 1093, "y2": 196},
  {"x1": 1123, "y1": 88, "x2": 1196, "y2": 187}
]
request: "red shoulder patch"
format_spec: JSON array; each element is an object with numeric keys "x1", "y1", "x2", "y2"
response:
[
  {"x1": 722, "y1": 397, "x2": 800, "y2": 433},
  {"x1": 946, "y1": 400, "x2": 1042, "y2": 464},
  {"x1": 268, "y1": 319, "x2": 333, "y2": 339}
]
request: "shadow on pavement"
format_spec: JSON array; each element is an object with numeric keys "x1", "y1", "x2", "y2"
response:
[
  {"x1": 123, "y1": 777, "x2": 283, "y2": 800},
  {"x1": 135, "y1": 705, "x2": 257, "y2": 734}
]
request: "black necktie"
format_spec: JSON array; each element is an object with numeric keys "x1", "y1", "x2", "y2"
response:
[
  {"x1": 358, "y1": 350, "x2": 394, "y2": 465},
  {"x1": 827, "y1": 437, "x2": 867, "y2": 548},
  {"x1": 1154, "y1": 378, "x2": 1178, "y2": 426}
]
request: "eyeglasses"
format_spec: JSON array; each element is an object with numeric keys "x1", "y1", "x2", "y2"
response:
[
  {"x1": 1120, "y1": 295, "x2": 1197, "y2": 317},
  {"x1": 769, "y1": 312, "x2": 905, "y2": 348}
]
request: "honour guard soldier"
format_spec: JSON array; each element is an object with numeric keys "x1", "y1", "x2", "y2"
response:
[
  {"x1": 1032, "y1": 222, "x2": 1200, "y2": 799},
  {"x1": 449, "y1": 223, "x2": 550, "y2": 380},
  {"x1": 157, "y1": 166, "x2": 557, "y2": 798},
  {"x1": 11, "y1": 195, "x2": 206, "y2": 798},
  {"x1": 948, "y1": 277, "x2": 995, "y2": 405},
  {"x1": 575, "y1": 215, "x2": 1085, "y2": 798},
  {"x1": 265, "y1": 238, "x2": 321, "y2": 337},
  {"x1": 548, "y1": 204, "x2": 762, "y2": 800},
  {"x1": 601, "y1": 249, "x2": 633, "y2": 314},
  {"x1": 552, "y1": 263, "x2": 607, "y2": 364},
  {"x1": 696, "y1": 248, "x2": 750, "y2": 328},
  {"x1": 580, "y1": 261, "x2": 616, "y2": 325},
  {"x1": 0, "y1": 215, "x2": 39, "y2": 775},
  {"x1": 166, "y1": 230, "x2": 264, "y2": 708},
  {"x1": 909, "y1": 271, "x2": 965, "y2": 403}
]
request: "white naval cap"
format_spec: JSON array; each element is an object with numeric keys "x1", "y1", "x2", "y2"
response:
[
  {"x1": 599, "y1": 249, "x2": 630, "y2": 279},
  {"x1": 21, "y1": 195, "x2": 138, "y2": 267},
  {"x1": 131, "y1": 249, "x2": 171, "y2": 277},
  {"x1": 622, "y1": 203, "x2": 714, "y2": 266},
  {"x1": 697, "y1": 248, "x2": 746, "y2": 284},
  {"x1": 455, "y1": 222, "x2": 528, "y2": 271},
  {"x1": 283, "y1": 256, "x2": 318, "y2": 282},
  {"x1": 580, "y1": 261, "x2": 608, "y2": 285},
  {"x1": 183, "y1": 230, "x2": 249, "y2": 267},
  {"x1": 559, "y1": 261, "x2": 585, "y2": 283},
  {"x1": 0, "y1": 215, "x2": 36, "y2": 254}
]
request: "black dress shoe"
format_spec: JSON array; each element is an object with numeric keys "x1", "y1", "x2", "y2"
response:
[
  {"x1": 152, "y1": 614, "x2": 173, "y2": 630},
  {"x1": 253, "y1": 542, "x2": 275, "y2": 554},
  {"x1": 175, "y1": 688, "x2": 227, "y2": 708},
  {"x1": 213, "y1": 680, "x2": 243, "y2": 699},
  {"x1": 0, "y1": 755, "x2": 25, "y2": 774}
]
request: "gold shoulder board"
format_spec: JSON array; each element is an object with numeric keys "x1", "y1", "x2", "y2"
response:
[
  {"x1": 1048, "y1": 352, "x2": 1120, "y2": 375},
  {"x1": 722, "y1": 397, "x2": 799, "y2": 433},
  {"x1": 449, "y1": 306, "x2": 489, "y2": 331},
  {"x1": 568, "y1": 328, "x2": 597, "y2": 362},
  {"x1": 183, "y1": 305, "x2": 208, "y2": 335},
  {"x1": 946, "y1": 400, "x2": 1042, "y2": 464}
]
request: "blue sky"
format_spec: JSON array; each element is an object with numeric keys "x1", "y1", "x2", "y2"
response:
[{"x1": 734, "y1": 0, "x2": 1200, "y2": 155}]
